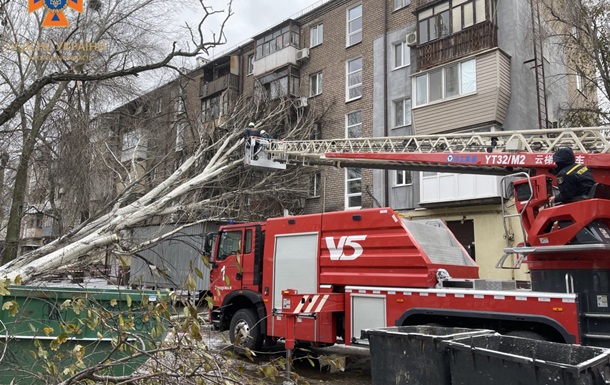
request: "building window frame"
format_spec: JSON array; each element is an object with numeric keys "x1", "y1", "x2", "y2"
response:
[
  {"x1": 248, "y1": 54, "x2": 254, "y2": 75},
  {"x1": 309, "y1": 172, "x2": 321, "y2": 198},
  {"x1": 393, "y1": 41, "x2": 410, "y2": 69},
  {"x1": 418, "y1": 0, "x2": 488, "y2": 44},
  {"x1": 345, "y1": 167, "x2": 362, "y2": 209},
  {"x1": 346, "y1": 110, "x2": 362, "y2": 138},
  {"x1": 413, "y1": 58, "x2": 476, "y2": 107},
  {"x1": 346, "y1": 57, "x2": 363, "y2": 101},
  {"x1": 347, "y1": 4, "x2": 363, "y2": 47},
  {"x1": 576, "y1": 72, "x2": 586, "y2": 92},
  {"x1": 310, "y1": 23, "x2": 324, "y2": 47},
  {"x1": 310, "y1": 71, "x2": 323, "y2": 96},
  {"x1": 175, "y1": 122, "x2": 185, "y2": 152},
  {"x1": 394, "y1": 170, "x2": 412, "y2": 186},
  {"x1": 394, "y1": 0, "x2": 410, "y2": 10},
  {"x1": 393, "y1": 98, "x2": 412, "y2": 128}
]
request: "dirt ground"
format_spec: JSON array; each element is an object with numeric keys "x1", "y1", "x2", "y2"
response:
[{"x1": 202, "y1": 328, "x2": 373, "y2": 385}]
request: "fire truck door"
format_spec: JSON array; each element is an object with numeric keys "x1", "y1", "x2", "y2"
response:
[
  {"x1": 211, "y1": 230, "x2": 244, "y2": 297},
  {"x1": 239, "y1": 227, "x2": 259, "y2": 290}
]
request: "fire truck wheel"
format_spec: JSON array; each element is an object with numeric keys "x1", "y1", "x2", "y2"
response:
[
  {"x1": 506, "y1": 330, "x2": 548, "y2": 341},
  {"x1": 229, "y1": 308, "x2": 264, "y2": 352}
]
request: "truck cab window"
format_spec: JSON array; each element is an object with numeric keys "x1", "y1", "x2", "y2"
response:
[
  {"x1": 244, "y1": 230, "x2": 252, "y2": 254},
  {"x1": 218, "y1": 231, "x2": 242, "y2": 261}
]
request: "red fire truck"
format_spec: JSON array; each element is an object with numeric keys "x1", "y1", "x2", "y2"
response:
[{"x1": 205, "y1": 127, "x2": 610, "y2": 351}]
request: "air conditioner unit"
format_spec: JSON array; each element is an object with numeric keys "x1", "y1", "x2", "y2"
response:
[
  {"x1": 296, "y1": 48, "x2": 310, "y2": 61},
  {"x1": 406, "y1": 31, "x2": 417, "y2": 46}
]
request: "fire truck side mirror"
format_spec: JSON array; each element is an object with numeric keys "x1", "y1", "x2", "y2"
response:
[{"x1": 203, "y1": 232, "x2": 215, "y2": 257}]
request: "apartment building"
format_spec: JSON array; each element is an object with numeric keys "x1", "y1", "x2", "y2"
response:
[
  {"x1": 18, "y1": 0, "x2": 595, "y2": 279},
  {"x1": 194, "y1": 0, "x2": 592, "y2": 279}
]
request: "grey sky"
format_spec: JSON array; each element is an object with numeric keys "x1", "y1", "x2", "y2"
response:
[{"x1": 190, "y1": 0, "x2": 324, "y2": 58}]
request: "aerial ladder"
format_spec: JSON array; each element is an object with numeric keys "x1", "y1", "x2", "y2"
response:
[{"x1": 246, "y1": 126, "x2": 610, "y2": 181}]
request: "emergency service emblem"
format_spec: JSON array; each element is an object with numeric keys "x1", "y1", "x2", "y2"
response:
[{"x1": 28, "y1": 0, "x2": 84, "y2": 27}]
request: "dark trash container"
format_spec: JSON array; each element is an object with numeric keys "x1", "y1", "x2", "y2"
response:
[
  {"x1": 445, "y1": 334, "x2": 610, "y2": 385},
  {"x1": 362, "y1": 326, "x2": 494, "y2": 385}
]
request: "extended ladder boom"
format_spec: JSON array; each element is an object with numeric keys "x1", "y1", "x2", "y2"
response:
[{"x1": 247, "y1": 127, "x2": 610, "y2": 177}]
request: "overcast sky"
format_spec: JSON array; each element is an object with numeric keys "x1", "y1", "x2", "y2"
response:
[{"x1": 188, "y1": 0, "x2": 324, "y2": 58}]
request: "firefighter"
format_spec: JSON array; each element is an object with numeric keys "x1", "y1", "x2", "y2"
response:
[
  {"x1": 244, "y1": 122, "x2": 261, "y2": 138},
  {"x1": 549, "y1": 147, "x2": 596, "y2": 205}
]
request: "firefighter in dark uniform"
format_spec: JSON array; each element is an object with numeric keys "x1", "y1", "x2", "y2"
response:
[{"x1": 549, "y1": 147, "x2": 596, "y2": 205}]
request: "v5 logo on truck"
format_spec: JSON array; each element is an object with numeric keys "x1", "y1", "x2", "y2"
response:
[{"x1": 326, "y1": 235, "x2": 367, "y2": 261}]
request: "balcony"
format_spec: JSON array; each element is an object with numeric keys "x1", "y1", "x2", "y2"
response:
[
  {"x1": 417, "y1": 21, "x2": 498, "y2": 71},
  {"x1": 200, "y1": 73, "x2": 239, "y2": 99},
  {"x1": 253, "y1": 46, "x2": 304, "y2": 77}
]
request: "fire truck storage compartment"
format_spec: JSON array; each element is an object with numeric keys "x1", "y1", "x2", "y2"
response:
[
  {"x1": 273, "y1": 232, "x2": 319, "y2": 311},
  {"x1": 363, "y1": 326, "x2": 494, "y2": 385},
  {"x1": 444, "y1": 334, "x2": 610, "y2": 385},
  {"x1": 351, "y1": 294, "x2": 386, "y2": 344}
]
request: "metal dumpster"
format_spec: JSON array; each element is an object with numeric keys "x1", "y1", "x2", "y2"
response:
[
  {"x1": 362, "y1": 326, "x2": 494, "y2": 385},
  {"x1": 445, "y1": 334, "x2": 610, "y2": 385},
  {"x1": 0, "y1": 285, "x2": 164, "y2": 384}
]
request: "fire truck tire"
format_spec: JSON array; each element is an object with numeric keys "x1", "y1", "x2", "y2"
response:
[
  {"x1": 505, "y1": 330, "x2": 548, "y2": 341},
  {"x1": 229, "y1": 308, "x2": 264, "y2": 352}
]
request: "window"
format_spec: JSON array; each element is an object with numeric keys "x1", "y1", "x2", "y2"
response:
[
  {"x1": 244, "y1": 230, "x2": 252, "y2": 254},
  {"x1": 346, "y1": 168, "x2": 362, "y2": 209},
  {"x1": 121, "y1": 129, "x2": 147, "y2": 161},
  {"x1": 418, "y1": 0, "x2": 487, "y2": 44},
  {"x1": 310, "y1": 24, "x2": 323, "y2": 47},
  {"x1": 256, "y1": 67, "x2": 300, "y2": 100},
  {"x1": 248, "y1": 54, "x2": 254, "y2": 74},
  {"x1": 347, "y1": 4, "x2": 362, "y2": 46},
  {"x1": 395, "y1": 170, "x2": 412, "y2": 186},
  {"x1": 451, "y1": 0, "x2": 487, "y2": 34},
  {"x1": 346, "y1": 57, "x2": 363, "y2": 101},
  {"x1": 418, "y1": 3, "x2": 450, "y2": 44},
  {"x1": 175, "y1": 122, "x2": 185, "y2": 152},
  {"x1": 217, "y1": 231, "x2": 242, "y2": 261},
  {"x1": 346, "y1": 110, "x2": 362, "y2": 209},
  {"x1": 311, "y1": 122, "x2": 321, "y2": 140},
  {"x1": 310, "y1": 72, "x2": 323, "y2": 96},
  {"x1": 393, "y1": 41, "x2": 410, "y2": 69},
  {"x1": 155, "y1": 98, "x2": 163, "y2": 114},
  {"x1": 393, "y1": 98, "x2": 412, "y2": 127},
  {"x1": 576, "y1": 72, "x2": 586, "y2": 91},
  {"x1": 309, "y1": 172, "x2": 321, "y2": 197},
  {"x1": 346, "y1": 111, "x2": 362, "y2": 138},
  {"x1": 413, "y1": 58, "x2": 476, "y2": 106},
  {"x1": 395, "y1": 0, "x2": 410, "y2": 10}
]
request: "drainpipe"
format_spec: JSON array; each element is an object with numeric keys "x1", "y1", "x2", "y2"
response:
[{"x1": 383, "y1": 0, "x2": 389, "y2": 208}]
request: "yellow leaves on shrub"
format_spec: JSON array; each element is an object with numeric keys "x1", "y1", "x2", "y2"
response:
[
  {"x1": 2, "y1": 300, "x2": 18, "y2": 317},
  {"x1": 0, "y1": 280, "x2": 10, "y2": 296},
  {"x1": 43, "y1": 327, "x2": 54, "y2": 336},
  {"x1": 71, "y1": 344, "x2": 85, "y2": 366},
  {"x1": 50, "y1": 333, "x2": 68, "y2": 351}
]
